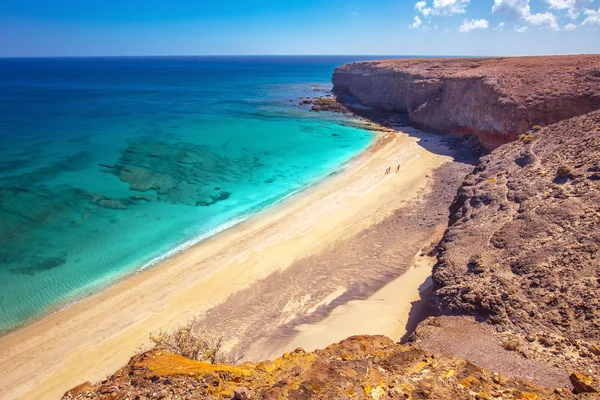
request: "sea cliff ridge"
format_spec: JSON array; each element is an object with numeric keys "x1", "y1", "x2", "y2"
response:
[{"x1": 332, "y1": 55, "x2": 600, "y2": 149}]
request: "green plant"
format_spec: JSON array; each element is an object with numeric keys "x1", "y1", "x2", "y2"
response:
[
  {"x1": 149, "y1": 319, "x2": 242, "y2": 364},
  {"x1": 532, "y1": 125, "x2": 542, "y2": 131}
]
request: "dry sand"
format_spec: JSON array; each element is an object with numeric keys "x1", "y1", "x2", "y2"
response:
[
  {"x1": 0, "y1": 127, "x2": 470, "y2": 400},
  {"x1": 251, "y1": 254, "x2": 437, "y2": 361}
]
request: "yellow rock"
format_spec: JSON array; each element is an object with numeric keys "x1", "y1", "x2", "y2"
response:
[
  {"x1": 519, "y1": 393, "x2": 543, "y2": 400},
  {"x1": 459, "y1": 375, "x2": 481, "y2": 389},
  {"x1": 443, "y1": 369, "x2": 456, "y2": 379},
  {"x1": 570, "y1": 372, "x2": 598, "y2": 394},
  {"x1": 370, "y1": 386, "x2": 386, "y2": 400}
]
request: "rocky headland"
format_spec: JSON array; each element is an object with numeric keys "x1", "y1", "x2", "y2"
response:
[
  {"x1": 64, "y1": 56, "x2": 600, "y2": 399},
  {"x1": 333, "y1": 56, "x2": 600, "y2": 150}
]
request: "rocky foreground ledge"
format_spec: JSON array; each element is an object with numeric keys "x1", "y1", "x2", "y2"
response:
[
  {"x1": 64, "y1": 335, "x2": 568, "y2": 399},
  {"x1": 333, "y1": 56, "x2": 600, "y2": 149}
]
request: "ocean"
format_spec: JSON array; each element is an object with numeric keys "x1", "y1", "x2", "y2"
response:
[{"x1": 0, "y1": 56, "x2": 387, "y2": 333}]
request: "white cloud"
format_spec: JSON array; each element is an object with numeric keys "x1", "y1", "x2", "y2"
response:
[
  {"x1": 525, "y1": 12, "x2": 561, "y2": 30},
  {"x1": 494, "y1": 22, "x2": 506, "y2": 29},
  {"x1": 414, "y1": 0, "x2": 470, "y2": 17},
  {"x1": 432, "y1": 0, "x2": 471, "y2": 15},
  {"x1": 582, "y1": 7, "x2": 600, "y2": 25},
  {"x1": 492, "y1": 0, "x2": 531, "y2": 19},
  {"x1": 564, "y1": 22, "x2": 578, "y2": 29},
  {"x1": 410, "y1": 15, "x2": 423, "y2": 28},
  {"x1": 459, "y1": 18, "x2": 490, "y2": 32},
  {"x1": 544, "y1": 0, "x2": 594, "y2": 19},
  {"x1": 515, "y1": 25, "x2": 529, "y2": 32}
]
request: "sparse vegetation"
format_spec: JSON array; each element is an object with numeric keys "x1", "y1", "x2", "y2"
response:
[
  {"x1": 503, "y1": 339, "x2": 520, "y2": 351},
  {"x1": 532, "y1": 125, "x2": 542, "y2": 131},
  {"x1": 556, "y1": 165, "x2": 572, "y2": 178},
  {"x1": 149, "y1": 319, "x2": 242, "y2": 364},
  {"x1": 519, "y1": 134, "x2": 535, "y2": 144}
]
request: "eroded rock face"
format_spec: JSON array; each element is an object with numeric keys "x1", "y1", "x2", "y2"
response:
[
  {"x1": 432, "y1": 110, "x2": 600, "y2": 373},
  {"x1": 333, "y1": 56, "x2": 600, "y2": 150},
  {"x1": 63, "y1": 335, "x2": 562, "y2": 400}
]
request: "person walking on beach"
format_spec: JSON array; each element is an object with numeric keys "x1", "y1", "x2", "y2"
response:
[{"x1": 396, "y1": 165, "x2": 400, "y2": 173}]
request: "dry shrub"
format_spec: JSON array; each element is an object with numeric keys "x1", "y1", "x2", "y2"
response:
[
  {"x1": 556, "y1": 166, "x2": 572, "y2": 178},
  {"x1": 519, "y1": 134, "x2": 535, "y2": 144},
  {"x1": 149, "y1": 319, "x2": 242, "y2": 364},
  {"x1": 503, "y1": 339, "x2": 520, "y2": 351}
]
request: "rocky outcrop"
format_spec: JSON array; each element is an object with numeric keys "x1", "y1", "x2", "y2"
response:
[
  {"x1": 333, "y1": 56, "x2": 600, "y2": 149},
  {"x1": 431, "y1": 110, "x2": 600, "y2": 374},
  {"x1": 63, "y1": 335, "x2": 565, "y2": 400}
]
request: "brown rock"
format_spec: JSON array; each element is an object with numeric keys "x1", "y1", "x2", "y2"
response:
[
  {"x1": 233, "y1": 387, "x2": 248, "y2": 399},
  {"x1": 430, "y1": 110, "x2": 600, "y2": 372},
  {"x1": 569, "y1": 372, "x2": 598, "y2": 394},
  {"x1": 63, "y1": 381, "x2": 93, "y2": 397}
]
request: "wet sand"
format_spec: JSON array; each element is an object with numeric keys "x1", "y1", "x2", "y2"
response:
[{"x1": 0, "y1": 127, "x2": 473, "y2": 400}]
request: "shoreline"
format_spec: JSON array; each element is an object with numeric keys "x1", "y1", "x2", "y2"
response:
[
  {"x1": 0, "y1": 125, "x2": 469, "y2": 400},
  {"x1": 0, "y1": 126, "x2": 368, "y2": 337}
]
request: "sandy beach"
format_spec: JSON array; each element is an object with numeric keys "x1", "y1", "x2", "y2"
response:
[{"x1": 0, "y1": 126, "x2": 473, "y2": 400}]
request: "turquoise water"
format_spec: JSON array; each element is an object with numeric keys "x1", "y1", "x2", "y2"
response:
[{"x1": 0, "y1": 56, "x2": 384, "y2": 333}]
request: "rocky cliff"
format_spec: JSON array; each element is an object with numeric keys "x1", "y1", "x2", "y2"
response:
[
  {"x1": 333, "y1": 56, "x2": 600, "y2": 149},
  {"x1": 429, "y1": 110, "x2": 600, "y2": 377}
]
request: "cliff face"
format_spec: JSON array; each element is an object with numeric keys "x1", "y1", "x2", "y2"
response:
[
  {"x1": 432, "y1": 110, "x2": 600, "y2": 374},
  {"x1": 333, "y1": 56, "x2": 600, "y2": 149}
]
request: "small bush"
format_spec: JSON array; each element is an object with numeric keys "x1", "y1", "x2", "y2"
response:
[
  {"x1": 149, "y1": 319, "x2": 242, "y2": 364},
  {"x1": 556, "y1": 166, "x2": 572, "y2": 178},
  {"x1": 503, "y1": 339, "x2": 520, "y2": 351},
  {"x1": 519, "y1": 134, "x2": 535, "y2": 144},
  {"x1": 532, "y1": 125, "x2": 542, "y2": 131}
]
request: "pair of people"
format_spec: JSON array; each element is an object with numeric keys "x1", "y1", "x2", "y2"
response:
[{"x1": 385, "y1": 165, "x2": 401, "y2": 174}]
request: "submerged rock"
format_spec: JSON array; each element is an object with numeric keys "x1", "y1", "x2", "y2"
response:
[{"x1": 101, "y1": 138, "x2": 277, "y2": 207}]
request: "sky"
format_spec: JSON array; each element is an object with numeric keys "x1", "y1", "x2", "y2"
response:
[{"x1": 0, "y1": 0, "x2": 599, "y2": 57}]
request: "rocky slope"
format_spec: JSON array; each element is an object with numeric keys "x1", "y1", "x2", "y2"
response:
[
  {"x1": 430, "y1": 110, "x2": 600, "y2": 376},
  {"x1": 333, "y1": 56, "x2": 600, "y2": 149},
  {"x1": 64, "y1": 335, "x2": 569, "y2": 400}
]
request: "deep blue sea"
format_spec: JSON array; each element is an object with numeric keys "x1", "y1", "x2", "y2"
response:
[{"x1": 0, "y1": 56, "x2": 389, "y2": 333}]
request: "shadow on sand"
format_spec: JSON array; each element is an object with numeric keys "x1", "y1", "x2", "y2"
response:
[{"x1": 400, "y1": 275, "x2": 436, "y2": 343}]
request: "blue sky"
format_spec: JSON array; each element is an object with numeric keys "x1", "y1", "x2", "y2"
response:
[{"x1": 1, "y1": 0, "x2": 598, "y2": 56}]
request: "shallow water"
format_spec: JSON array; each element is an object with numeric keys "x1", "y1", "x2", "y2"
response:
[{"x1": 0, "y1": 56, "x2": 387, "y2": 333}]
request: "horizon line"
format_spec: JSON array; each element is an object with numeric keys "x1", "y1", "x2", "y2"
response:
[{"x1": 1, "y1": 52, "x2": 596, "y2": 59}]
